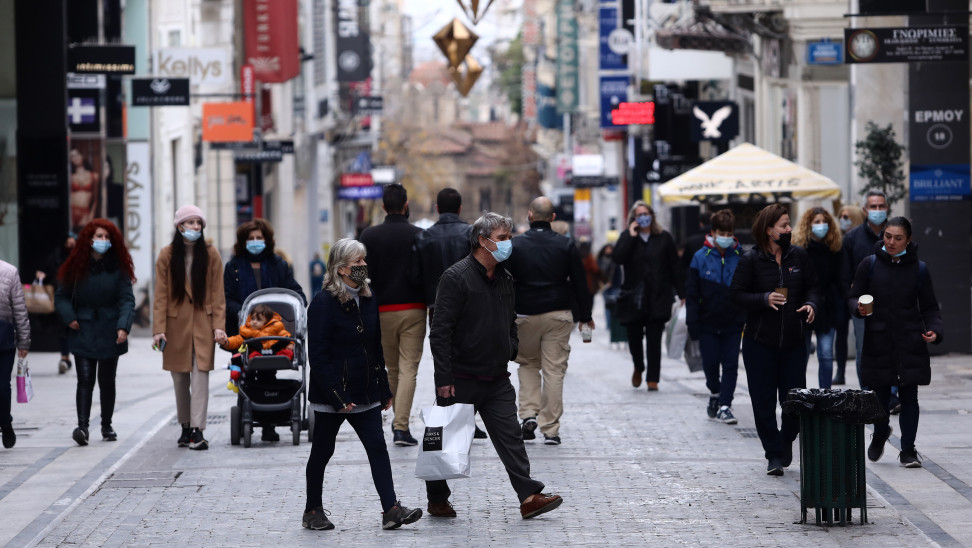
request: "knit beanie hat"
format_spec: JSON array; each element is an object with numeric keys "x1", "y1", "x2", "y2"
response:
[{"x1": 173, "y1": 205, "x2": 206, "y2": 229}]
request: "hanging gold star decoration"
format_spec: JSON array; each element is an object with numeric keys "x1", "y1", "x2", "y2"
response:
[
  {"x1": 455, "y1": 0, "x2": 496, "y2": 25},
  {"x1": 433, "y1": 18, "x2": 479, "y2": 69},
  {"x1": 449, "y1": 55, "x2": 484, "y2": 97}
]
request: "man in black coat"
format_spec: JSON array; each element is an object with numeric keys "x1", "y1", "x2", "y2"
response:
[
  {"x1": 426, "y1": 212, "x2": 563, "y2": 520},
  {"x1": 505, "y1": 197, "x2": 593, "y2": 446},
  {"x1": 359, "y1": 184, "x2": 426, "y2": 447},
  {"x1": 409, "y1": 188, "x2": 472, "y2": 324}
]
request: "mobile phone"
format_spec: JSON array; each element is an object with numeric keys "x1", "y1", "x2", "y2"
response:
[{"x1": 155, "y1": 338, "x2": 167, "y2": 352}]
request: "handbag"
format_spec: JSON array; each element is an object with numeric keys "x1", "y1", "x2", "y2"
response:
[
  {"x1": 17, "y1": 358, "x2": 33, "y2": 403},
  {"x1": 613, "y1": 282, "x2": 645, "y2": 325},
  {"x1": 414, "y1": 402, "x2": 476, "y2": 481},
  {"x1": 665, "y1": 302, "x2": 687, "y2": 360},
  {"x1": 24, "y1": 282, "x2": 55, "y2": 315}
]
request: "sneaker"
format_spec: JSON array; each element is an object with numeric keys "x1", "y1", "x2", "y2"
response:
[
  {"x1": 302, "y1": 506, "x2": 335, "y2": 530},
  {"x1": 1, "y1": 423, "x2": 15, "y2": 449},
  {"x1": 262, "y1": 427, "x2": 280, "y2": 442},
  {"x1": 716, "y1": 406, "x2": 738, "y2": 424},
  {"x1": 474, "y1": 426, "x2": 488, "y2": 439},
  {"x1": 832, "y1": 374, "x2": 846, "y2": 386},
  {"x1": 101, "y1": 426, "x2": 117, "y2": 442},
  {"x1": 543, "y1": 435, "x2": 561, "y2": 445},
  {"x1": 521, "y1": 417, "x2": 538, "y2": 441},
  {"x1": 868, "y1": 426, "x2": 893, "y2": 462},
  {"x1": 188, "y1": 428, "x2": 208, "y2": 450},
  {"x1": 58, "y1": 359, "x2": 71, "y2": 374},
  {"x1": 393, "y1": 430, "x2": 418, "y2": 446},
  {"x1": 72, "y1": 426, "x2": 89, "y2": 447},
  {"x1": 520, "y1": 493, "x2": 563, "y2": 519},
  {"x1": 427, "y1": 501, "x2": 457, "y2": 517},
  {"x1": 177, "y1": 423, "x2": 191, "y2": 447},
  {"x1": 767, "y1": 457, "x2": 784, "y2": 476},
  {"x1": 889, "y1": 394, "x2": 902, "y2": 415},
  {"x1": 899, "y1": 447, "x2": 922, "y2": 468},
  {"x1": 381, "y1": 502, "x2": 422, "y2": 530},
  {"x1": 706, "y1": 396, "x2": 719, "y2": 419}
]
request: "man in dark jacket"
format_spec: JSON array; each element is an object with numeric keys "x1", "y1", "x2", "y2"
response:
[
  {"x1": 426, "y1": 212, "x2": 563, "y2": 521},
  {"x1": 359, "y1": 184, "x2": 426, "y2": 447},
  {"x1": 505, "y1": 197, "x2": 593, "y2": 446},
  {"x1": 409, "y1": 188, "x2": 472, "y2": 324}
]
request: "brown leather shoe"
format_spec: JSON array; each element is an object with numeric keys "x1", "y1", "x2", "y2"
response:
[
  {"x1": 427, "y1": 501, "x2": 457, "y2": 517},
  {"x1": 631, "y1": 369, "x2": 642, "y2": 388},
  {"x1": 647, "y1": 382, "x2": 659, "y2": 391},
  {"x1": 520, "y1": 493, "x2": 563, "y2": 519}
]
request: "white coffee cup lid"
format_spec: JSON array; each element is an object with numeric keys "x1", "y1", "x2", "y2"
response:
[{"x1": 859, "y1": 294, "x2": 873, "y2": 304}]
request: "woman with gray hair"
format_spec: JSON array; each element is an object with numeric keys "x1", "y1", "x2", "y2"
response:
[
  {"x1": 612, "y1": 200, "x2": 684, "y2": 391},
  {"x1": 303, "y1": 238, "x2": 422, "y2": 531}
]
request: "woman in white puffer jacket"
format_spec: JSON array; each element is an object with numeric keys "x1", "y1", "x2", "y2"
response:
[{"x1": 0, "y1": 259, "x2": 30, "y2": 449}]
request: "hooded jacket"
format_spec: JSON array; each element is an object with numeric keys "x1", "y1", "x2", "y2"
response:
[
  {"x1": 849, "y1": 241, "x2": 943, "y2": 387},
  {"x1": 685, "y1": 237, "x2": 745, "y2": 337}
]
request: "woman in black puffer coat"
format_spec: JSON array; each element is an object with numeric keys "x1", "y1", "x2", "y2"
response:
[
  {"x1": 849, "y1": 217, "x2": 942, "y2": 469},
  {"x1": 730, "y1": 204, "x2": 819, "y2": 476}
]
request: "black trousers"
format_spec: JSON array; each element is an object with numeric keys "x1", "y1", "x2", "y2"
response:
[
  {"x1": 305, "y1": 406, "x2": 398, "y2": 513},
  {"x1": 74, "y1": 356, "x2": 119, "y2": 428},
  {"x1": 625, "y1": 319, "x2": 667, "y2": 383},
  {"x1": 426, "y1": 376, "x2": 544, "y2": 504},
  {"x1": 741, "y1": 338, "x2": 807, "y2": 460},
  {"x1": 0, "y1": 349, "x2": 14, "y2": 426}
]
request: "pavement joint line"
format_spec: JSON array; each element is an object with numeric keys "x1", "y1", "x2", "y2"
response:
[
  {"x1": 15, "y1": 406, "x2": 175, "y2": 548},
  {"x1": 0, "y1": 447, "x2": 70, "y2": 503},
  {"x1": 878, "y1": 426, "x2": 972, "y2": 506},
  {"x1": 867, "y1": 473, "x2": 955, "y2": 547}
]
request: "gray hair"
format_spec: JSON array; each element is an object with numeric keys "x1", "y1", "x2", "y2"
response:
[
  {"x1": 864, "y1": 189, "x2": 889, "y2": 207},
  {"x1": 323, "y1": 238, "x2": 372, "y2": 301},
  {"x1": 626, "y1": 200, "x2": 662, "y2": 235},
  {"x1": 470, "y1": 212, "x2": 513, "y2": 249}
]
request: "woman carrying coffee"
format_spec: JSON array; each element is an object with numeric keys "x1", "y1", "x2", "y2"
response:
[{"x1": 849, "y1": 216, "x2": 942, "y2": 468}]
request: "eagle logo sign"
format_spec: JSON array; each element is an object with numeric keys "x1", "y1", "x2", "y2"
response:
[
  {"x1": 693, "y1": 105, "x2": 733, "y2": 139},
  {"x1": 150, "y1": 78, "x2": 171, "y2": 94}
]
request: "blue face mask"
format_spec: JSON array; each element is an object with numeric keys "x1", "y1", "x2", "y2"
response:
[
  {"x1": 486, "y1": 237, "x2": 512, "y2": 262},
  {"x1": 246, "y1": 240, "x2": 267, "y2": 255},
  {"x1": 838, "y1": 218, "x2": 853, "y2": 232},
  {"x1": 92, "y1": 240, "x2": 112, "y2": 254},
  {"x1": 636, "y1": 214, "x2": 653, "y2": 228},
  {"x1": 811, "y1": 223, "x2": 829, "y2": 239},
  {"x1": 181, "y1": 230, "x2": 202, "y2": 242},
  {"x1": 867, "y1": 209, "x2": 887, "y2": 225},
  {"x1": 882, "y1": 244, "x2": 907, "y2": 258},
  {"x1": 715, "y1": 235, "x2": 735, "y2": 249}
]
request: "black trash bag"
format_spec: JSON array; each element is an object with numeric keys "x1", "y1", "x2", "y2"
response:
[{"x1": 782, "y1": 388, "x2": 885, "y2": 424}]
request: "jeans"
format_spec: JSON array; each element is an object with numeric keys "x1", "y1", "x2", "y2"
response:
[
  {"x1": 0, "y1": 349, "x2": 14, "y2": 426},
  {"x1": 625, "y1": 319, "x2": 667, "y2": 383},
  {"x1": 74, "y1": 356, "x2": 119, "y2": 428},
  {"x1": 873, "y1": 384, "x2": 919, "y2": 450},
  {"x1": 305, "y1": 407, "x2": 398, "y2": 513},
  {"x1": 698, "y1": 329, "x2": 742, "y2": 407},
  {"x1": 742, "y1": 338, "x2": 807, "y2": 460},
  {"x1": 806, "y1": 327, "x2": 836, "y2": 389}
]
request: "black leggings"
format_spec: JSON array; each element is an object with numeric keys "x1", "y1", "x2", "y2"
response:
[{"x1": 74, "y1": 356, "x2": 119, "y2": 428}]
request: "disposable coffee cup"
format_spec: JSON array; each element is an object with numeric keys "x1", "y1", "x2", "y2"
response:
[
  {"x1": 774, "y1": 287, "x2": 788, "y2": 303},
  {"x1": 859, "y1": 294, "x2": 874, "y2": 316},
  {"x1": 581, "y1": 324, "x2": 593, "y2": 343}
]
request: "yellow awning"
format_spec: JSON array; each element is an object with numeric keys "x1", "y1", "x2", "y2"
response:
[{"x1": 657, "y1": 143, "x2": 842, "y2": 205}]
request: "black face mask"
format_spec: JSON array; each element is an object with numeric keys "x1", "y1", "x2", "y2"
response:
[{"x1": 772, "y1": 231, "x2": 791, "y2": 248}]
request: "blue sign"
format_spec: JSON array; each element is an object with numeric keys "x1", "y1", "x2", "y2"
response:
[
  {"x1": 807, "y1": 40, "x2": 843, "y2": 65},
  {"x1": 600, "y1": 75, "x2": 629, "y2": 129},
  {"x1": 337, "y1": 185, "x2": 383, "y2": 200},
  {"x1": 599, "y1": 7, "x2": 626, "y2": 71},
  {"x1": 910, "y1": 164, "x2": 971, "y2": 201},
  {"x1": 537, "y1": 83, "x2": 563, "y2": 130}
]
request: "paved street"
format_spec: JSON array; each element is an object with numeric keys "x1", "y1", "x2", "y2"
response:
[{"x1": 3, "y1": 305, "x2": 972, "y2": 547}]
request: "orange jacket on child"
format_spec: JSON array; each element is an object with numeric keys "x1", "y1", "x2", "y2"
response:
[{"x1": 224, "y1": 312, "x2": 291, "y2": 351}]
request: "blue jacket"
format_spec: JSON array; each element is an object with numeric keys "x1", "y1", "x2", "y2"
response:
[
  {"x1": 685, "y1": 239, "x2": 745, "y2": 337},
  {"x1": 307, "y1": 287, "x2": 393, "y2": 409}
]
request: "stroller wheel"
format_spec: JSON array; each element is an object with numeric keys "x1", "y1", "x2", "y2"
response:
[
  {"x1": 230, "y1": 406, "x2": 241, "y2": 446},
  {"x1": 292, "y1": 420, "x2": 301, "y2": 446},
  {"x1": 243, "y1": 423, "x2": 252, "y2": 448}
]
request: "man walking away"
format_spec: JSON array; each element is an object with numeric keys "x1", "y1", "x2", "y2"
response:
[
  {"x1": 506, "y1": 197, "x2": 594, "y2": 446},
  {"x1": 359, "y1": 184, "x2": 426, "y2": 446},
  {"x1": 426, "y1": 212, "x2": 562, "y2": 520}
]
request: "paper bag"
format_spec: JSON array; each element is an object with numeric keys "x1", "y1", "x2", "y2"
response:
[{"x1": 415, "y1": 403, "x2": 475, "y2": 481}]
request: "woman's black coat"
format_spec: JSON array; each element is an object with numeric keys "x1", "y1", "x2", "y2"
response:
[
  {"x1": 848, "y1": 241, "x2": 943, "y2": 387},
  {"x1": 804, "y1": 239, "x2": 843, "y2": 332},
  {"x1": 730, "y1": 244, "x2": 819, "y2": 350},
  {"x1": 307, "y1": 288, "x2": 392, "y2": 409},
  {"x1": 612, "y1": 230, "x2": 683, "y2": 323}
]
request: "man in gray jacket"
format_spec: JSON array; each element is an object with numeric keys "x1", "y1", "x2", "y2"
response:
[
  {"x1": 0, "y1": 259, "x2": 31, "y2": 449},
  {"x1": 426, "y1": 212, "x2": 563, "y2": 520}
]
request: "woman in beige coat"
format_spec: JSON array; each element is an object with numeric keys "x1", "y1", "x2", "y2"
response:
[{"x1": 153, "y1": 205, "x2": 228, "y2": 450}]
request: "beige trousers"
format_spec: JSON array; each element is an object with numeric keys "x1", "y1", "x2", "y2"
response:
[
  {"x1": 515, "y1": 310, "x2": 573, "y2": 437},
  {"x1": 379, "y1": 308, "x2": 427, "y2": 432},
  {"x1": 171, "y1": 352, "x2": 210, "y2": 430}
]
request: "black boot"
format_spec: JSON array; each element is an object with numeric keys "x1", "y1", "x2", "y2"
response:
[
  {"x1": 72, "y1": 425, "x2": 89, "y2": 446},
  {"x1": 177, "y1": 423, "x2": 191, "y2": 447},
  {"x1": 262, "y1": 426, "x2": 280, "y2": 442},
  {"x1": 102, "y1": 425, "x2": 117, "y2": 441},
  {"x1": 1, "y1": 422, "x2": 15, "y2": 449}
]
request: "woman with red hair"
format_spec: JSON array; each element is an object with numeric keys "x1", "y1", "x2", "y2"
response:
[{"x1": 54, "y1": 219, "x2": 136, "y2": 446}]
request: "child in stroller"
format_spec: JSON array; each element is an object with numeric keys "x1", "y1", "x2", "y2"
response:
[{"x1": 223, "y1": 304, "x2": 295, "y2": 360}]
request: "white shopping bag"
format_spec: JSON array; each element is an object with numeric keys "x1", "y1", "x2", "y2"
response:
[
  {"x1": 665, "y1": 302, "x2": 688, "y2": 360},
  {"x1": 414, "y1": 403, "x2": 476, "y2": 481}
]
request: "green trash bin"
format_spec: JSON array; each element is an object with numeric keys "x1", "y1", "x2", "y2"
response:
[{"x1": 785, "y1": 388, "x2": 884, "y2": 526}]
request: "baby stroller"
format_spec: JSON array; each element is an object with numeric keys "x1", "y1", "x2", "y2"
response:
[{"x1": 229, "y1": 288, "x2": 308, "y2": 447}]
